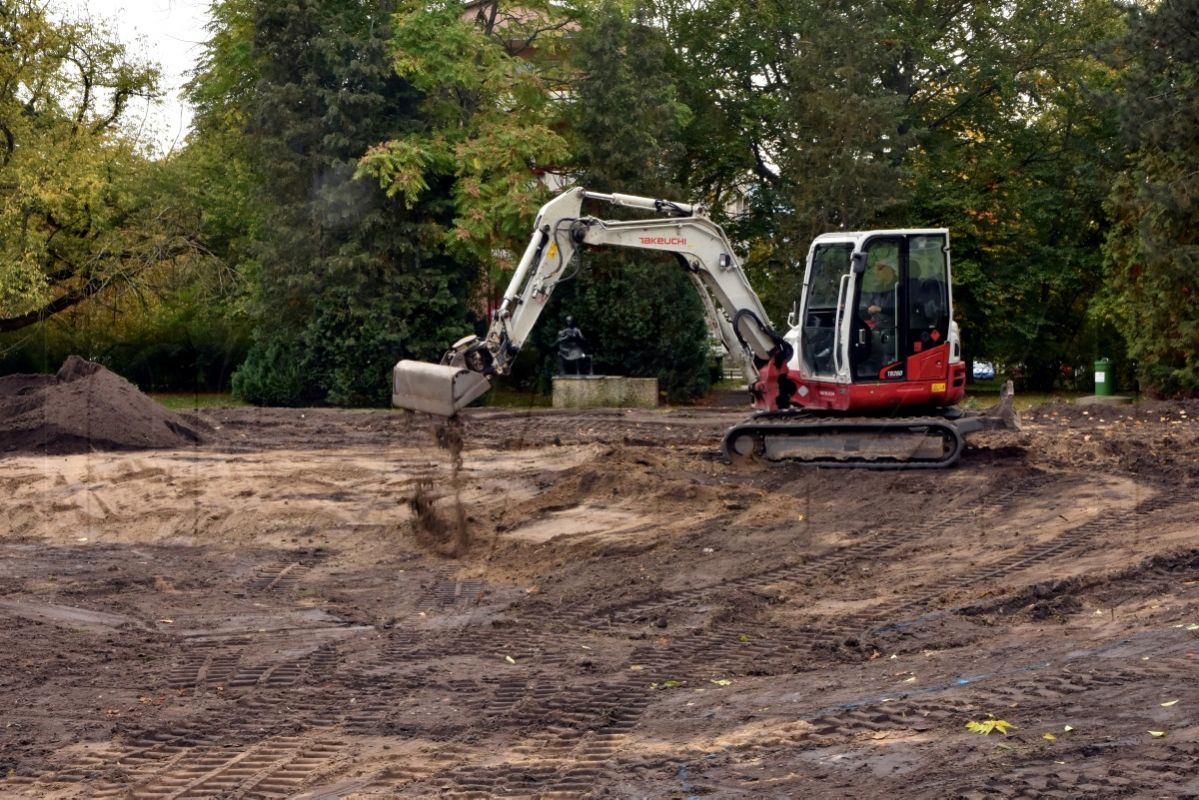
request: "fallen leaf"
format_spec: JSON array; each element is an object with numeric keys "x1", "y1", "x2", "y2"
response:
[
  {"x1": 1161, "y1": 699, "x2": 1179, "y2": 707},
  {"x1": 1063, "y1": 725, "x2": 1074, "y2": 733},
  {"x1": 504, "y1": 655, "x2": 516, "y2": 664},
  {"x1": 710, "y1": 679, "x2": 732, "y2": 686},
  {"x1": 739, "y1": 634, "x2": 751, "y2": 643},
  {"x1": 966, "y1": 719, "x2": 1016, "y2": 736},
  {"x1": 1043, "y1": 733, "x2": 1057, "y2": 740},
  {"x1": 1148, "y1": 730, "x2": 1167, "y2": 738}
]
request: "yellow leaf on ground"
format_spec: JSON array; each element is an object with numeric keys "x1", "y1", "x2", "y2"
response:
[
  {"x1": 966, "y1": 719, "x2": 1016, "y2": 736},
  {"x1": 1043, "y1": 733, "x2": 1057, "y2": 740},
  {"x1": 1148, "y1": 730, "x2": 1167, "y2": 738}
]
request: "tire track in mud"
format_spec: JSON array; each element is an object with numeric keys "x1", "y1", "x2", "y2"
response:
[
  {"x1": 955, "y1": 740, "x2": 1199, "y2": 799},
  {"x1": 320, "y1": 473, "x2": 1184, "y2": 796},
  {"x1": 857, "y1": 488, "x2": 1182, "y2": 637},
  {"x1": 17, "y1": 600, "x2": 355, "y2": 796},
  {"x1": 7, "y1": 466, "x2": 1191, "y2": 798},
  {"x1": 164, "y1": 639, "x2": 248, "y2": 694},
  {"x1": 357, "y1": 475, "x2": 1190, "y2": 796},
  {"x1": 799, "y1": 656, "x2": 1190, "y2": 746},
  {"x1": 649, "y1": 648, "x2": 1198, "y2": 797},
  {"x1": 25, "y1": 673, "x2": 354, "y2": 796},
  {"x1": 582, "y1": 481, "x2": 1185, "y2": 682},
  {"x1": 570, "y1": 473, "x2": 1054, "y2": 630},
  {"x1": 85, "y1": 736, "x2": 344, "y2": 799},
  {"x1": 244, "y1": 554, "x2": 322, "y2": 594},
  {"x1": 365, "y1": 675, "x2": 653, "y2": 798},
  {"x1": 428, "y1": 571, "x2": 486, "y2": 609},
  {"x1": 297, "y1": 477, "x2": 1066, "y2": 795}
]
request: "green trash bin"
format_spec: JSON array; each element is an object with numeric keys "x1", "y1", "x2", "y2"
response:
[{"x1": 1094, "y1": 358, "x2": 1112, "y2": 396}]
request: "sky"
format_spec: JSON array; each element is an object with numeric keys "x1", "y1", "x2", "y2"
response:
[{"x1": 75, "y1": 0, "x2": 213, "y2": 154}]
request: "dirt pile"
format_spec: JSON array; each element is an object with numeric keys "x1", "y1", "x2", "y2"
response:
[{"x1": 0, "y1": 356, "x2": 206, "y2": 455}]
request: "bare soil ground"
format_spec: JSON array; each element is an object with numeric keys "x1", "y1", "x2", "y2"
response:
[{"x1": 2, "y1": 386, "x2": 1199, "y2": 798}]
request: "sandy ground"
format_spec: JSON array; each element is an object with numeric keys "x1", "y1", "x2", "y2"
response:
[{"x1": 2, "y1": 399, "x2": 1198, "y2": 798}]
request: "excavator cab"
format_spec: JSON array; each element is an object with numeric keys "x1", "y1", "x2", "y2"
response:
[{"x1": 787, "y1": 230, "x2": 965, "y2": 413}]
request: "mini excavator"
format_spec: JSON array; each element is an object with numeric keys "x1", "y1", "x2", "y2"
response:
[{"x1": 392, "y1": 188, "x2": 1017, "y2": 468}]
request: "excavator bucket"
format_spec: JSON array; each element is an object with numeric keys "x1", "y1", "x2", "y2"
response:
[{"x1": 391, "y1": 360, "x2": 491, "y2": 417}]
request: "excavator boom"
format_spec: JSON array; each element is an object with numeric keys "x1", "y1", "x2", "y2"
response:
[{"x1": 392, "y1": 187, "x2": 782, "y2": 416}]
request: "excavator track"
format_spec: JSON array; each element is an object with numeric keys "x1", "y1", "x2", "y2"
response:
[{"x1": 721, "y1": 412, "x2": 968, "y2": 469}]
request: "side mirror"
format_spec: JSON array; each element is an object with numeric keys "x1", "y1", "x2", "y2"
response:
[{"x1": 851, "y1": 252, "x2": 867, "y2": 274}]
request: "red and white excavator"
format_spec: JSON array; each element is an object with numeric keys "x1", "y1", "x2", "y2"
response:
[{"x1": 392, "y1": 187, "x2": 1016, "y2": 467}]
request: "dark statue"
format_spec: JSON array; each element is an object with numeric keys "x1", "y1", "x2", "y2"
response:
[{"x1": 556, "y1": 316, "x2": 592, "y2": 375}]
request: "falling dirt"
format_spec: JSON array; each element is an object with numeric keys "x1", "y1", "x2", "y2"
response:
[
  {"x1": 405, "y1": 415, "x2": 472, "y2": 558},
  {"x1": 1, "y1": 391, "x2": 1198, "y2": 797}
]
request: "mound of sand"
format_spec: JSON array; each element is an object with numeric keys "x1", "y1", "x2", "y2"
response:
[{"x1": 0, "y1": 356, "x2": 207, "y2": 455}]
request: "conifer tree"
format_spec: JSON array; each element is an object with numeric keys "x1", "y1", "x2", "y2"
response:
[{"x1": 226, "y1": 0, "x2": 475, "y2": 405}]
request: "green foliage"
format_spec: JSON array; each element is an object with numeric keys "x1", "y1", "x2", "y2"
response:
[
  {"x1": 0, "y1": 1, "x2": 215, "y2": 333},
  {"x1": 1098, "y1": 0, "x2": 1199, "y2": 397},
  {"x1": 649, "y1": 0, "x2": 1125, "y2": 388},
  {"x1": 231, "y1": 337, "x2": 316, "y2": 406},
  {"x1": 4, "y1": 0, "x2": 1174, "y2": 408},
  {"x1": 197, "y1": 0, "x2": 477, "y2": 406},
  {"x1": 356, "y1": 0, "x2": 573, "y2": 272},
  {"x1": 897, "y1": 0, "x2": 1125, "y2": 390},
  {"x1": 0, "y1": 279, "x2": 250, "y2": 392},
  {"x1": 546, "y1": 1, "x2": 709, "y2": 401},
  {"x1": 654, "y1": 0, "x2": 908, "y2": 287}
]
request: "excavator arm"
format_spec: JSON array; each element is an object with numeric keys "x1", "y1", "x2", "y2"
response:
[{"x1": 393, "y1": 187, "x2": 784, "y2": 416}]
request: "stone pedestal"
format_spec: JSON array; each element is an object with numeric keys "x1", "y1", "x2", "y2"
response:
[
  {"x1": 552, "y1": 376, "x2": 658, "y2": 409},
  {"x1": 1076, "y1": 395, "x2": 1135, "y2": 406}
]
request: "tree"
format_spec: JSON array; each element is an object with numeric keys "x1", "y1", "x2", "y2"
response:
[
  {"x1": 644, "y1": 0, "x2": 1126, "y2": 389},
  {"x1": 198, "y1": 0, "x2": 476, "y2": 406},
  {"x1": 651, "y1": 0, "x2": 911, "y2": 323},
  {"x1": 536, "y1": 1, "x2": 711, "y2": 401},
  {"x1": 893, "y1": 0, "x2": 1125, "y2": 389},
  {"x1": 356, "y1": 0, "x2": 575, "y2": 313},
  {"x1": 1099, "y1": 0, "x2": 1199, "y2": 397},
  {"x1": 0, "y1": 1, "x2": 207, "y2": 333}
]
